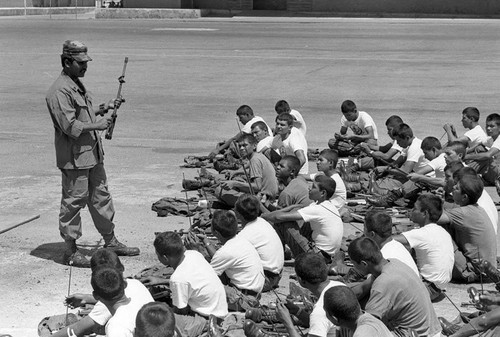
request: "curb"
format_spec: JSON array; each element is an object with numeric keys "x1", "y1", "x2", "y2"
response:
[{"x1": 0, "y1": 6, "x2": 94, "y2": 16}]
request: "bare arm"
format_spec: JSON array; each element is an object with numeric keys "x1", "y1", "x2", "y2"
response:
[{"x1": 464, "y1": 147, "x2": 500, "y2": 161}]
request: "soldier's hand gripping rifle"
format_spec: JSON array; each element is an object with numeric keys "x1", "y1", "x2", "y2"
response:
[{"x1": 105, "y1": 57, "x2": 128, "y2": 140}]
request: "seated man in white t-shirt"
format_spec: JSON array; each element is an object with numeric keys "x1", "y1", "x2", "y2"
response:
[
  {"x1": 464, "y1": 113, "x2": 500, "y2": 195},
  {"x1": 329, "y1": 99, "x2": 378, "y2": 156},
  {"x1": 142, "y1": 232, "x2": 228, "y2": 337},
  {"x1": 443, "y1": 107, "x2": 488, "y2": 154},
  {"x1": 198, "y1": 210, "x2": 265, "y2": 311},
  {"x1": 52, "y1": 249, "x2": 134, "y2": 337},
  {"x1": 271, "y1": 112, "x2": 309, "y2": 175},
  {"x1": 91, "y1": 266, "x2": 154, "y2": 337},
  {"x1": 303, "y1": 149, "x2": 347, "y2": 212},
  {"x1": 394, "y1": 194, "x2": 454, "y2": 302},
  {"x1": 234, "y1": 194, "x2": 284, "y2": 292},
  {"x1": 262, "y1": 175, "x2": 343, "y2": 264},
  {"x1": 209, "y1": 105, "x2": 270, "y2": 158},
  {"x1": 367, "y1": 123, "x2": 430, "y2": 208},
  {"x1": 364, "y1": 210, "x2": 419, "y2": 275},
  {"x1": 275, "y1": 99, "x2": 307, "y2": 136},
  {"x1": 246, "y1": 253, "x2": 346, "y2": 337},
  {"x1": 251, "y1": 121, "x2": 275, "y2": 161},
  {"x1": 360, "y1": 115, "x2": 404, "y2": 165}
]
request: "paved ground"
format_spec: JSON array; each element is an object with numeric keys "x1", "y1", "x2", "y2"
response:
[{"x1": 1, "y1": 15, "x2": 500, "y2": 335}]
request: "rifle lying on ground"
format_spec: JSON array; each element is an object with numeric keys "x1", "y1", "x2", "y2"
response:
[{"x1": 105, "y1": 56, "x2": 128, "y2": 140}]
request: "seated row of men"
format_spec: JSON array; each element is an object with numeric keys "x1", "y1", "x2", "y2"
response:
[
  {"x1": 207, "y1": 99, "x2": 499, "y2": 284},
  {"x1": 56, "y1": 203, "x2": 451, "y2": 337}
]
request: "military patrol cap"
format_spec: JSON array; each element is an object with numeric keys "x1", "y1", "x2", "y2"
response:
[{"x1": 62, "y1": 40, "x2": 92, "y2": 62}]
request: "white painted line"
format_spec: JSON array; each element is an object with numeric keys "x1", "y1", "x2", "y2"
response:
[{"x1": 152, "y1": 28, "x2": 218, "y2": 31}]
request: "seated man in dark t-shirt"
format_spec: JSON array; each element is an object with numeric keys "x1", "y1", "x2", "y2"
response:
[{"x1": 437, "y1": 174, "x2": 497, "y2": 283}]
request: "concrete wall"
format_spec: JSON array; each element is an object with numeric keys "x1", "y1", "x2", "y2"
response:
[
  {"x1": 1, "y1": 0, "x2": 33, "y2": 6},
  {"x1": 32, "y1": 0, "x2": 94, "y2": 6},
  {"x1": 312, "y1": 0, "x2": 500, "y2": 15}
]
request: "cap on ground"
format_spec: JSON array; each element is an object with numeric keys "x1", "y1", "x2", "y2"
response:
[{"x1": 62, "y1": 40, "x2": 92, "y2": 62}]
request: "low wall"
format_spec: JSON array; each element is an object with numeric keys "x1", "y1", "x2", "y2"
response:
[
  {"x1": 1, "y1": 0, "x2": 33, "y2": 6},
  {"x1": 33, "y1": 0, "x2": 94, "y2": 6},
  {"x1": 95, "y1": 7, "x2": 207, "y2": 18},
  {"x1": 0, "y1": 6, "x2": 94, "y2": 15},
  {"x1": 312, "y1": 0, "x2": 500, "y2": 16}
]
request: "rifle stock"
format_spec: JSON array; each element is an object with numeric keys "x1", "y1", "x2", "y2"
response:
[{"x1": 105, "y1": 56, "x2": 128, "y2": 140}]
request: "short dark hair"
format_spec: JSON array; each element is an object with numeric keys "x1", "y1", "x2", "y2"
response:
[
  {"x1": 486, "y1": 113, "x2": 500, "y2": 126},
  {"x1": 392, "y1": 123, "x2": 413, "y2": 139},
  {"x1": 60, "y1": 54, "x2": 73, "y2": 68},
  {"x1": 364, "y1": 210, "x2": 392, "y2": 239},
  {"x1": 318, "y1": 149, "x2": 339, "y2": 169},
  {"x1": 239, "y1": 133, "x2": 258, "y2": 145},
  {"x1": 91, "y1": 266, "x2": 125, "y2": 302},
  {"x1": 453, "y1": 166, "x2": 478, "y2": 180},
  {"x1": 275, "y1": 100, "x2": 291, "y2": 114},
  {"x1": 421, "y1": 136, "x2": 442, "y2": 151},
  {"x1": 444, "y1": 161, "x2": 465, "y2": 176},
  {"x1": 294, "y1": 253, "x2": 328, "y2": 284},
  {"x1": 236, "y1": 105, "x2": 253, "y2": 117},
  {"x1": 348, "y1": 237, "x2": 383, "y2": 265},
  {"x1": 90, "y1": 249, "x2": 124, "y2": 273},
  {"x1": 445, "y1": 141, "x2": 467, "y2": 158},
  {"x1": 314, "y1": 175, "x2": 336, "y2": 199},
  {"x1": 416, "y1": 194, "x2": 443, "y2": 222},
  {"x1": 154, "y1": 232, "x2": 184, "y2": 258},
  {"x1": 323, "y1": 286, "x2": 360, "y2": 323},
  {"x1": 135, "y1": 302, "x2": 175, "y2": 337},
  {"x1": 462, "y1": 107, "x2": 480, "y2": 122},
  {"x1": 385, "y1": 115, "x2": 404, "y2": 127},
  {"x1": 276, "y1": 113, "x2": 294, "y2": 126},
  {"x1": 234, "y1": 194, "x2": 261, "y2": 222},
  {"x1": 212, "y1": 210, "x2": 238, "y2": 239},
  {"x1": 281, "y1": 155, "x2": 301, "y2": 176},
  {"x1": 457, "y1": 174, "x2": 483, "y2": 204},
  {"x1": 251, "y1": 121, "x2": 269, "y2": 133},
  {"x1": 341, "y1": 100, "x2": 356, "y2": 114}
]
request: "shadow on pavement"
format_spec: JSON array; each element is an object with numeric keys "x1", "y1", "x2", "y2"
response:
[{"x1": 30, "y1": 241, "x2": 101, "y2": 265}]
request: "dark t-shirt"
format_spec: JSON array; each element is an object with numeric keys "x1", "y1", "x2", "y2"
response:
[
  {"x1": 444, "y1": 204, "x2": 497, "y2": 266},
  {"x1": 277, "y1": 176, "x2": 311, "y2": 208},
  {"x1": 366, "y1": 260, "x2": 442, "y2": 337}
]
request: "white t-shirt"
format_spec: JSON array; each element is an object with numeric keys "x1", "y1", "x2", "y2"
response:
[
  {"x1": 308, "y1": 281, "x2": 346, "y2": 337},
  {"x1": 483, "y1": 136, "x2": 500, "y2": 156},
  {"x1": 426, "y1": 153, "x2": 447, "y2": 179},
  {"x1": 389, "y1": 140, "x2": 403, "y2": 160},
  {"x1": 380, "y1": 240, "x2": 419, "y2": 276},
  {"x1": 272, "y1": 127, "x2": 309, "y2": 175},
  {"x1": 478, "y1": 189, "x2": 498, "y2": 234},
  {"x1": 242, "y1": 116, "x2": 271, "y2": 135},
  {"x1": 464, "y1": 125, "x2": 488, "y2": 148},
  {"x1": 290, "y1": 109, "x2": 307, "y2": 136},
  {"x1": 402, "y1": 223, "x2": 454, "y2": 285},
  {"x1": 309, "y1": 172, "x2": 347, "y2": 210},
  {"x1": 297, "y1": 200, "x2": 343, "y2": 256},
  {"x1": 256, "y1": 135, "x2": 274, "y2": 153},
  {"x1": 340, "y1": 111, "x2": 379, "y2": 140},
  {"x1": 170, "y1": 250, "x2": 228, "y2": 318},
  {"x1": 105, "y1": 279, "x2": 154, "y2": 337},
  {"x1": 238, "y1": 217, "x2": 285, "y2": 274},
  {"x1": 211, "y1": 236, "x2": 265, "y2": 293},
  {"x1": 401, "y1": 137, "x2": 429, "y2": 173}
]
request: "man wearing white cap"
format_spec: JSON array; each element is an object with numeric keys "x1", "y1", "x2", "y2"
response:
[{"x1": 46, "y1": 40, "x2": 139, "y2": 268}]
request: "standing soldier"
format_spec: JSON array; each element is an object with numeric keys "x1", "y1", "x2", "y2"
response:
[{"x1": 46, "y1": 40, "x2": 139, "y2": 268}]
